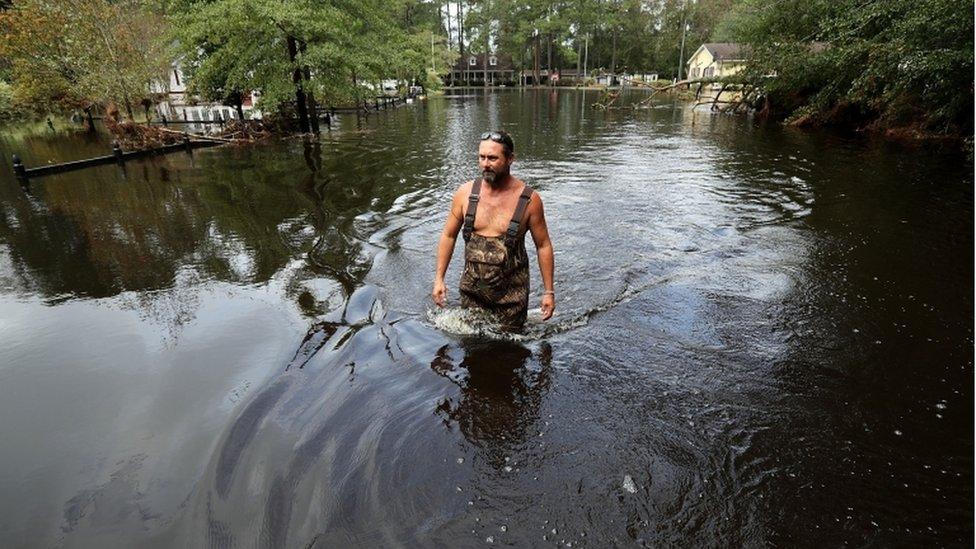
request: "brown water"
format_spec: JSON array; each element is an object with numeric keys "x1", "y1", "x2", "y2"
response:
[{"x1": 0, "y1": 90, "x2": 971, "y2": 547}]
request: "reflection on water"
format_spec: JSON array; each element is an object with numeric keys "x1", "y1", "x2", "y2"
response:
[
  {"x1": 431, "y1": 338, "x2": 553, "y2": 466},
  {"x1": 0, "y1": 90, "x2": 971, "y2": 547}
]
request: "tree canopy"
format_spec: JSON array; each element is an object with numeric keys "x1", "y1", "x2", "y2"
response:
[{"x1": 717, "y1": 0, "x2": 973, "y2": 134}]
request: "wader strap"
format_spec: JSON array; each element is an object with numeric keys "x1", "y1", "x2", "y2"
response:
[
  {"x1": 462, "y1": 179, "x2": 482, "y2": 243},
  {"x1": 505, "y1": 185, "x2": 534, "y2": 245}
]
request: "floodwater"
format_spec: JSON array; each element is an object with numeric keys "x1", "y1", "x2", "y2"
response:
[{"x1": 0, "y1": 90, "x2": 971, "y2": 547}]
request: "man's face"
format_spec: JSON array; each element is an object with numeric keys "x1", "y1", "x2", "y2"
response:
[{"x1": 478, "y1": 140, "x2": 512, "y2": 185}]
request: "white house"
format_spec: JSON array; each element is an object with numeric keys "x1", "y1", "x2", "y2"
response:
[{"x1": 152, "y1": 60, "x2": 262, "y2": 124}]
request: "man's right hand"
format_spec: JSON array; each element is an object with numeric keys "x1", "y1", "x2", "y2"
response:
[{"x1": 431, "y1": 279, "x2": 447, "y2": 307}]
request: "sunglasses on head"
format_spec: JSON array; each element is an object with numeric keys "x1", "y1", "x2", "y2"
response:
[{"x1": 480, "y1": 131, "x2": 509, "y2": 143}]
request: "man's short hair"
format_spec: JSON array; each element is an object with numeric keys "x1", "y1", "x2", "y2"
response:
[{"x1": 481, "y1": 130, "x2": 515, "y2": 158}]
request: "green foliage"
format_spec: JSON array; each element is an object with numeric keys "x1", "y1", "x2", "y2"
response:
[
  {"x1": 718, "y1": 0, "x2": 973, "y2": 134},
  {"x1": 0, "y1": 0, "x2": 169, "y2": 118},
  {"x1": 455, "y1": 0, "x2": 735, "y2": 78},
  {"x1": 169, "y1": 0, "x2": 456, "y2": 116},
  {"x1": 0, "y1": 80, "x2": 19, "y2": 118}
]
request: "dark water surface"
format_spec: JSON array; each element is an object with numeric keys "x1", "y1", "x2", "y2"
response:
[{"x1": 0, "y1": 90, "x2": 971, "y2": 547}]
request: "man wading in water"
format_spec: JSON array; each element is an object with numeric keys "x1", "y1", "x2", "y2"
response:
[{"x1": 432, "y1": 130, "x2": 555, "y2": 331}]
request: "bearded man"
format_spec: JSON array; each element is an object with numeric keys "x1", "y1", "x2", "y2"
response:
[{"x1": 432, "y1": 130, "x2": 555, "y2": 331}]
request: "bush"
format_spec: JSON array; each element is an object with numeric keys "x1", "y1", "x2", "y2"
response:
[{"x1": 0, "y1": 80, "x2": 23, "y2": 119}]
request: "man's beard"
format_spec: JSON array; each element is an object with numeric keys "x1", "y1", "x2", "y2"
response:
[{"x1": 482, "y1": 167, "x2": 508, "y2": 186}]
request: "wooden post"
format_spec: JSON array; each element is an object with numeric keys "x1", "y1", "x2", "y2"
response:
[
  {"x1": 183, "y1": 132, "x2": 192, "y2": 154},
  {"x1": 112, "y1": 141, "x2": 124, "y2": 165},
  {"x1": 12, "y1": 154, "x2": 27, "y2": 180},
  {"x1": 183, "y1": 109, "x2": 188, "y2": 122},
  {"x1": 217, "y1": 111, "x2": 224, "y2": 130},
  {"x1": 161, "y1": 115, "x2": 168, "y2": 127}
]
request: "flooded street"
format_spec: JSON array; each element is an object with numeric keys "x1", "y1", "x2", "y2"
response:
[{"x1": 0, "y1": 90, "x2": 971, "y2": 547}]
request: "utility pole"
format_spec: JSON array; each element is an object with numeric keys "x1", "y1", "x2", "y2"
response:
[{"x1": 677, "y1": 1, "x2": 689, "y2": 81}]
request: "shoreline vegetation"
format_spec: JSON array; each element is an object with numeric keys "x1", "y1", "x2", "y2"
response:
[{"x1": 0, "y1": 0, "x2": 970, "y2": 150}]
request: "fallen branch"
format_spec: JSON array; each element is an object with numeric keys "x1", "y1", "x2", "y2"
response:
[{"x1": 154, "y1": 126, "x2": 234, "y2": 142}]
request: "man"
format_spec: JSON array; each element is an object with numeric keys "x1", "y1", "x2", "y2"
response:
[{"x1": 432, "y1": 130, "x2": 555, "y2": 331}]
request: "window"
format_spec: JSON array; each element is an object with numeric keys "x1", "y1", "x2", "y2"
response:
[
  {"x1": 469, "y1": 57, "x2": 477, "y2": 66},
  {"x1": 489, "y1": 56, "x2": 497, "y2": 66},
  {"x1": 703, "y1": 67, "x2": 714, "y2": 78}
]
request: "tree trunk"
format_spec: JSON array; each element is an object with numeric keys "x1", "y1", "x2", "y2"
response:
[
  {"x1": 576, "y1": 36, "x2": 582, "y2": 81},
  {"x1": 444, "y1": 1, "x2": 452, "y2": 51},
  {"x1": 287, "y1": 36, "x2": 310, "y2": 133},
  {"x1": 300, "y1": 42, "x2": 320, "y2": 133},
  {"x1": 457, "y1": 1, "x2": 465, "y2": 60},
  {"x1": 547, "y1": 33, "x2": 553, "y2": 86},
  {"x1": 533, "y1": 33, "x2": 540, "y2": 86},
  {"x1": 483, "y1": 3, "x2": 490, "y2": 89},
  {"x1": 236, "y1": 95, "x2": 245, "y2": 120},
  {"x1": 610, "y1": 27, "x2": 617, "y2": 77},
  {"x1": 123, "y1": 97, "x2": 135, "y2": 121}
]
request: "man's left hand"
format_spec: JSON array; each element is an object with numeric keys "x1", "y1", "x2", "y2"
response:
[{"x1": 541, "y1": 293, "x2": 555, "y2": 320}]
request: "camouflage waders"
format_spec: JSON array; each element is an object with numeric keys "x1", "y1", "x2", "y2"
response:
[{"x1": 459, "y1": 179, "x2": 534, "y2": 331}]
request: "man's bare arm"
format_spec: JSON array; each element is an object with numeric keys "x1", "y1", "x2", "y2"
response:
[
  {"x1": 526, "y1": 193, "x2": 555, "y2": 320},
  {"x1": 432, "y1": 184, "x2": 468, "y2": 306}
]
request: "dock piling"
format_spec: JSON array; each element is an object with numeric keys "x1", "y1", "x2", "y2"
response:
[
  {"x1": 112, "y1": 141, "x2": 124, "y2": 165},
  {"x1": 12, "y1": 154, "x2": 27, "y2": 181}
]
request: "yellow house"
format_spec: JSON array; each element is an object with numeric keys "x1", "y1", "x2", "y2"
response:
[{"x1": 685, "y1": 43, "x2": 749, "y2": 82}]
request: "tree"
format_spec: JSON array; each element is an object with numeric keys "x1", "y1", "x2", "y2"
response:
[
  {"x1": 716, "y1": 0, "x2": 973, "y2": 134},
  {"x1": 0, "y1": 0, "x2": 169, "y2": 118},
  {"x1": 171, "y1": 0, "x2": 455, "y2": 130}
]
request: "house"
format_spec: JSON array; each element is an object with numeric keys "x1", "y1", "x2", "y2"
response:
[
  {"x1": 153, "y1": 59, "x2": 262, "y2": 124},
  {"x1": 448, "y1": 53, "x2": 516, "y2": 86},
  {"x1": 685, "y1": 43, "x2": 750, "y2": 82},
  {"x1": 686, "y1": 42, "x2": 828, "y2": 82}
]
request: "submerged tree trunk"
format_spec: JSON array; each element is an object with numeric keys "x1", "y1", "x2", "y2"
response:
[
  {"x1": 300, "y1": 42, "x2": 320, "y2": 133},
  {"x1": 287, "y1": 36, "x2": 310, "y2": 133}
]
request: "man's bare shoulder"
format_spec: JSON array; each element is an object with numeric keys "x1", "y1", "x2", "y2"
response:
[
  {"x1": 527, "y1": 186, "x2": 545, "y2": 210},
  {"x1": 453, "y1": 180, "x2": 475, "y2": 200}
]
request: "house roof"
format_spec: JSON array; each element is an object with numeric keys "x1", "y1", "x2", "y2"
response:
[
  {"x1": 453, "y1": 53, "x2": 515, "y2": 71},
  {"x1": 701, "y1": 43, "x2": 750, "y2": 61},
  {"x1": 687, "y1": 41, "x2": 829, "y2": 65}
]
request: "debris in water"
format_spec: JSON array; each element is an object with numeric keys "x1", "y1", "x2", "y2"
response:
[
  {"x1": 500, "y1": 525, "x2": 508, "y2": 532},
  {"x1": 622, "y1": 475, "x2": 638, "y2": 493},
  {"x1": 486, "y1": 535, "x2": 494, "y2": 544},
  {"x1": 457, "y1": 457, "x2": 465, "y2": 464}
]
